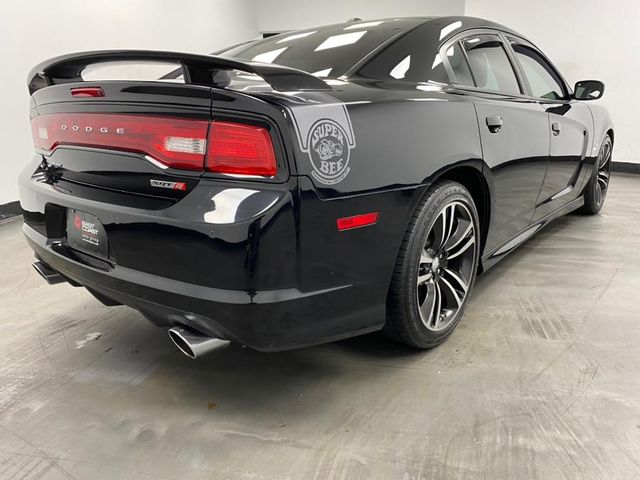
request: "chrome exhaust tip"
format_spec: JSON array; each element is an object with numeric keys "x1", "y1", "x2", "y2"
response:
[
  {"x1": 168, "y1": 326, "x2": 230, "y2": 359},
  {"x1": 32, "y1": 261, "x2": 66, "y2": 285}
]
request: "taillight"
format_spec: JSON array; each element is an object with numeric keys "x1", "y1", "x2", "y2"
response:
[
  {"x1": 30, "y1": 114, "x2": 277, "y2": 176},
  {"x1": 206, "y1": 122, "x2": 277, "y2": 176},
  {"x1": 31, "y1": 114, "x2": 209, "y2": 170}
]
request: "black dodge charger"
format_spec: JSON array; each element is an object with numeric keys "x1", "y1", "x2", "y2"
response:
[{"x1": 20, "y1": 16, "x2": 613, "y2": 357}]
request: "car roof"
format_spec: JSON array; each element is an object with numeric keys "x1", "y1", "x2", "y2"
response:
[
  {"x1": 279, "y1": 16, "x2": 522, "y2": 42},
  {"x1": 215, "y1": 16, "x2": 531, "y2": 83}
]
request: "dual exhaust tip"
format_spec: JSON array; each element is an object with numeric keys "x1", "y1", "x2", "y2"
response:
[
  {"x1": 34, "y1": 261, "x2": 229, "y2": 359},
  {"x1": 168, "y1": 326, "x2": 230, "y2": 359}
]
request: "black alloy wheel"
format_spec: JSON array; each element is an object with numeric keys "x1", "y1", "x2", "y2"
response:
[
  {"x1": 386, "y1": 181, "x2": 480, "y2": 349},
  {"x1": 581, "y1": 134, "x2": 612, "y2": 215},
  {"x1": 416, "y1": 201, "x2": 476, "y2": 331}
]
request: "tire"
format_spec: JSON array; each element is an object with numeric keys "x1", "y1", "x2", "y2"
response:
[
  {"x1": 579, "y1": 134, "x2": 612, "y2": 215},
  {"x1": 385, "y1": 181, "x2": 480, "y2": 349}
]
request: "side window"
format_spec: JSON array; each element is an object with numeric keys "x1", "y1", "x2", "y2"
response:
[
  {"x1": 444, "y1": 43, "x2": 474, "y2": 87},
  {"x1": 508, "y1": 39, "x2": 566, "y2": 100},
  {"x1": 461, "y1": 34, "x2": 521, "y2": 95}
]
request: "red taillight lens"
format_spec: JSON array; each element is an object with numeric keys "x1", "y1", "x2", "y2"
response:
[
  {"x1": 30, "y1": 115, "x2": 277, "y2": 176},
  {"x1": 206, "y1": 121, "x2": 277, "y2": 176},
  {"x1": 31, "y1": 113, "x2": 209, "y2": 170},
  {"x1": 70, "y1": 87, "x2": 105, "y2": 97}
]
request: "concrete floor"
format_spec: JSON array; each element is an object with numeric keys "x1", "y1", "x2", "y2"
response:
[{"x1": 1, "y1": 174, "x2": 640, "y2": 480}]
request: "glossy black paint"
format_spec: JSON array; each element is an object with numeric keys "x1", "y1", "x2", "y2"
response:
[
  {"x1": 19, "y1": 16, "x2": 613, "y2": 350},
  {"x1": 28, "y1": 50, "x2": 330, "y2": 94},
  {"x1": 574, "y1": 80, "x2": 605, "y2": 100}
]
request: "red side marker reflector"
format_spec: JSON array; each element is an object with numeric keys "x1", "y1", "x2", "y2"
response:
[
  {"x1": 337, "y1": 212, "x2": 379, "y2": 231},
  {"x1": 70, "y1": 87, "x2": 105, "y2": 97}
]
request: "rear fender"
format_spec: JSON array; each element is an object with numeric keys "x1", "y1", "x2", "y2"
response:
[
  {"x1": 586, "y1": 103, "x2": 614, "y2": 155},
  {"x1": 266, "y1": 88, "x2": 484, "y2": 199}
]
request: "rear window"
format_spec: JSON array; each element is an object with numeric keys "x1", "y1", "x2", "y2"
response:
[
  {"x1": 223, "y1": 19, "x2": 424, "y2": 78},
  {"x1": 81, "y1": 61, "x2": 183, "y2": 82},
  {"x1": 356, "y1": 24, "x2": 468, "y2": 84}
]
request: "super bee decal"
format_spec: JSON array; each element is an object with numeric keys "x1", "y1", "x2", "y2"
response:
[
  {"x1": 287, "y1": 99, "x2": 356, "y2": 185},
  {"x1": 307, "y1": 119, "x2": 352, "y2": 184}
]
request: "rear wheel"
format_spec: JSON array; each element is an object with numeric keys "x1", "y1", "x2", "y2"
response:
[
  {"x1": 580, "y1": 135, "x2": 612, "y2": 215},
  {"x1": 386, "y1": 181, "x2": 480, "y2": 349}
]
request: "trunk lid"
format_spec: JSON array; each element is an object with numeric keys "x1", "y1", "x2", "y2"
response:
[
  {"x1": 31, "y1": 81, "x2": 210, "y2": 207},
  {"x1": 28, "y1": 50, "x2": 331, "y2": 205}
]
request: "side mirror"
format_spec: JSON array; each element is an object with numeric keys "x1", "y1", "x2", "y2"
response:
[{"x1": 573, "y1": 80, "x2": 605, "y2": 100}]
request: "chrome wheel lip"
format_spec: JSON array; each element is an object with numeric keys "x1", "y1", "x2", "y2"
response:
[{"x1": 416, "y1": 200, "x2": 477, "y2": 332}]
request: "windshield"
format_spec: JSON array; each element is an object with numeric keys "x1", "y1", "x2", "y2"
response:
[{"x1": 222, "y1": 18, "x2": 425, "y2": 78}]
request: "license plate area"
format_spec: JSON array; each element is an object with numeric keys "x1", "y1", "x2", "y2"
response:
[{"x1": 66, "y1": 209, "x2": 109, "y2": 260}]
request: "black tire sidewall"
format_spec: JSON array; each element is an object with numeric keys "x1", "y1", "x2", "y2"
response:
[
  {"x1": 582, "y1": 135, "x2": 612, "y2": 214},
  {"x1": 402, "y1": 182, "x2": 480, "y2": 346}
]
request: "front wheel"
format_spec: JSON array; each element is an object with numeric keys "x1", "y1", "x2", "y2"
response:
[
  {"x1": 386, "y1": 181, "x2": 480, "y2": 349},
  {"x1": 580, "y1": 134, "x2": 612, "y2": 215}
]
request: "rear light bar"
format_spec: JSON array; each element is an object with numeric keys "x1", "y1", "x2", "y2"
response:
[
  {"x1": 30, "y1": 113, "x2": 277, "y2": 176},
  {"x1": 31, "y1": 114, "x2": 209, "y2": 170}
]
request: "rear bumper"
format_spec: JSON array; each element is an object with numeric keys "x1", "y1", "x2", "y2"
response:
[
  {"x1": 18, "y1": 153, "x2": 413, "y2": 351},
  {"x1": 24, "y1": 224, "x2": 383, "y2": 351}
]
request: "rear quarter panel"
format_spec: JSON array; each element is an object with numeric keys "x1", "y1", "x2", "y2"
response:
[
  {"x1": 267, "y1": 84, "x2": 484, "y2": 197},
  {"x1": 586, "y1": 102, "x2": 615, "y2": 156},
  {"x1": 260, "y1": 83, "x2": 485, "y2": 305}
]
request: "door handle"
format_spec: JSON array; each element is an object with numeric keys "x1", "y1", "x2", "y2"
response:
[
  {"x1": 552, "y1": 122, "x2": 561, "y2": 136},
  {"x1": 486, "y1": 115, "x2": 503, "y2": 133}
]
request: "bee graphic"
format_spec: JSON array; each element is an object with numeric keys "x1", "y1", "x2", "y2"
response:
[{"x1": 314, "y1": 138, "x2": 344, "y2": 161}]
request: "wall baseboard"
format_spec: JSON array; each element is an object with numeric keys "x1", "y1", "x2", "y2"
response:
[
  {"x1": 612, "y1": 161, "x2": 640, "y2": 174},
  {"x1": 0, "y1": 201, "x2": 21, "y2": 221}
]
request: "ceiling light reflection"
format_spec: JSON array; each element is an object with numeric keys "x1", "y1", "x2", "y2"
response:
[{"x1": 315, "y1": 31, "x2": 367, "y2": 51}]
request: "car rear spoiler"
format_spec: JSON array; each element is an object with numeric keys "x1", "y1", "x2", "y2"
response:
[{"x1": 27, "y1": 50, "x2": 331, "y2": 94}]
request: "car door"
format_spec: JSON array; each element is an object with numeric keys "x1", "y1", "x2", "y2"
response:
[
  {"x1": 505, "y1": 36, "x2": 593, "y2": 221},
  {"x1": 449, "y1": 33, "x2": 550, "y2": 255}
]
